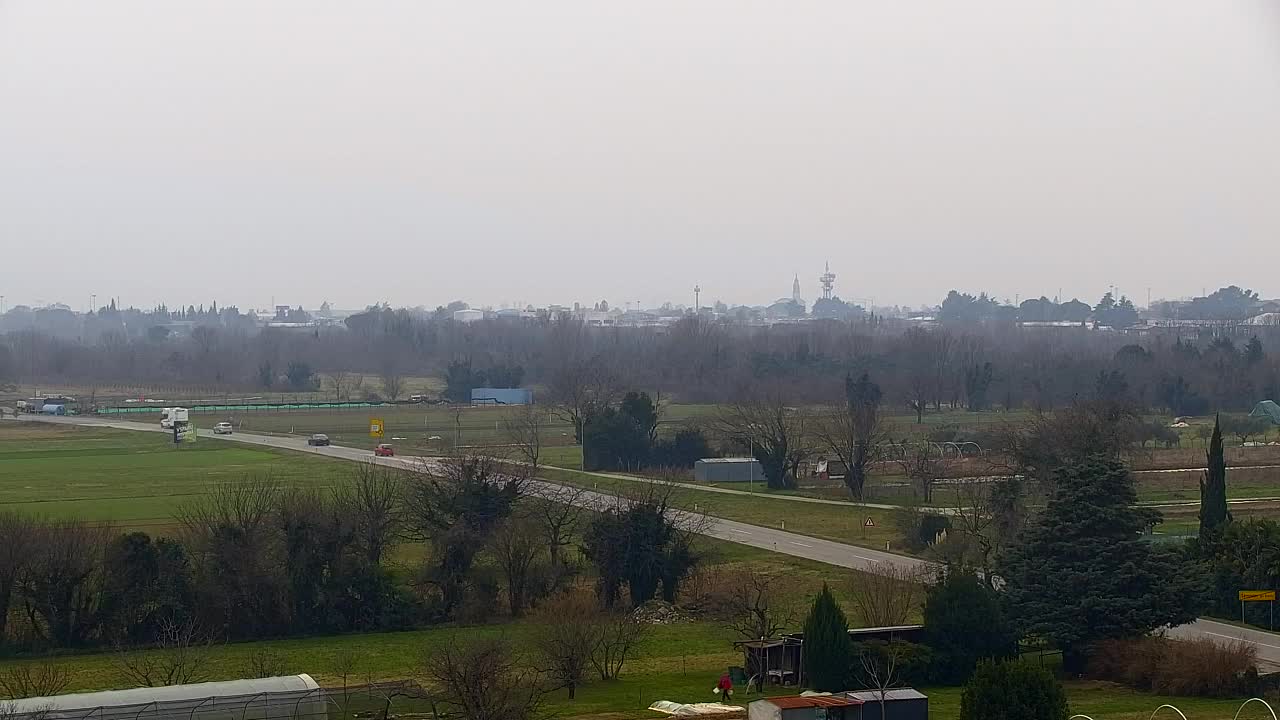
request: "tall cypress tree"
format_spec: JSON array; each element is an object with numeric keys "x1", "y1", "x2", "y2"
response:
[
  {"x1": 802, "y1": 583, "x2": 851, "y2": 691},
  {"x1": 1200, "y1": 415, "x2": 1230, "y2": 534}
]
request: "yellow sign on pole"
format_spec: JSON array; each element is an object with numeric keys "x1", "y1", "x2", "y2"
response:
[
  {"x1": 1239, "y1": 590, "x2": 1276, "y2": 602},
  {"x1": 369, "y1": 418, "x2": 384, "y2": 438}
]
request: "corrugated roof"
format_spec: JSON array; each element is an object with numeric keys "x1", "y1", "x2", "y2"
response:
[
  {"x1": 696, "y1": 457, "x2": 759, "y2": 464},
  {"x1": 765, "y1": 696, "x2": 862, "y2": 709},
  {"x1": 844, "y1": 689, "x2": 927, "y2": 702}
]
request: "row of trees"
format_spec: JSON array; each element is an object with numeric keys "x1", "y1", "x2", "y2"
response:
[{"x1": 0, "y1": 459, "x2": 705, "y2": 658}]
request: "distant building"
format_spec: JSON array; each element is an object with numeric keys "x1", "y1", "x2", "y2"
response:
[
  {"x1": 452, "y1": 309, "x2": 484, "y2": 323},
  {"x1": 694, "y1": 457, "x2": 764, "y2": 483}
]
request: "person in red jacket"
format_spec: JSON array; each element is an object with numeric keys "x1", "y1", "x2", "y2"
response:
[{"x1": 716, "y1": 672, "x2": 734, "y2": 703}]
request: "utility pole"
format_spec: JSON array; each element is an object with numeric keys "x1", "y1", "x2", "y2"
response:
[{"x1": 694, "y1": 285, "x2": 701, "y2": 314}]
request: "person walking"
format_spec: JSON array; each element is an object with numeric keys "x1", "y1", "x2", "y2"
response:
[{"x1": 715, "y1": 672, "x2": 734, "y2": 703}]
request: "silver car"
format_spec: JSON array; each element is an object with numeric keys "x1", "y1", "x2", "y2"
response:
[{"x1": 213, "y1": 422, "x2": 234, "y2": 435}]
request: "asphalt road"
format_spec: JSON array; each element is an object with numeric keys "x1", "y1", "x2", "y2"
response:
[{"x1": 13, "y1": 415, "x2": 1280, "y2": 667}]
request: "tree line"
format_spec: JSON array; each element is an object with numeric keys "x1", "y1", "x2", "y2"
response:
[{"x1": 0, "y1": 458, "x2": 705, "y2": 665}]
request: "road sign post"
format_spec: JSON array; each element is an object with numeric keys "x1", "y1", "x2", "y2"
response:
[
  {"x1": 1238, "y1": 590, "x2": 1276, "y2": 627},
  {"x1": 370, "y1": 418, "x2": 384, "y2": 439}
]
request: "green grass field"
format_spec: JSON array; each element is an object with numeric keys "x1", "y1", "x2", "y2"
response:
[{"x1": 0, "y1": 423, "x2": 351, "y2": 527}]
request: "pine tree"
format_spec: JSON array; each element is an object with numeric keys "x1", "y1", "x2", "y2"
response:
[
  {"x1": 923, "y1": 572, "x2": 1017, "y2": 683},
  {"x1": 1200, "y1": 415, "x2": 1231, "y2": 534},
  {"x1": 802, "y1": 583, "x2": 851, "y2": 691},
  {"x1": 1000, "y1": 455, "x2": 1202, "y2": 672}
]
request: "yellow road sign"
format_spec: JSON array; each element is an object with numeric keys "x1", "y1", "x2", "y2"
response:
[
  {"x1": 370, "y1": 418, "x2": 385, "y2": 438},
  {"x1": 1239, "y1": 590, "x2": 1276, "y2": 602}
]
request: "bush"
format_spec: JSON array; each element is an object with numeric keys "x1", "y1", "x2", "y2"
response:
[
  {"x1": 1089, "y1": 636, "x2": 1258, "y2": 698},
  {"x1": 651, "y1": 428, "x2": 713, "y2": 469},
  {"x1": 960, "y1": 660, "x2": 1068, "y2": 720}
]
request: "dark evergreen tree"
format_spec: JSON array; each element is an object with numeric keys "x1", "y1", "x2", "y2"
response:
[
  {"x1": 1000, "y1": 455, "x2": 1202, "y2": 671},
  {"x1": 801, "y1": 583, "x2": 850, "y2": 692},
  {"x1": 922, "y1": 572, "x2": 1017, "y2": 683},
  {"x1": 1200, "y1": 415, "x2": 1230, "y2": 535},
  {"x1": 959, "y1": 660, "x2": 1068, "y2": 720}
]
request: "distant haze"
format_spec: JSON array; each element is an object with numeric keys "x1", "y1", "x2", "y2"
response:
[{"x1": 2, "y1": 2, "x2": 1279, "y2": 311}]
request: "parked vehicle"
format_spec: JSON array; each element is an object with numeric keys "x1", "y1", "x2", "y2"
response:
[
  {"x1": 374, "y1": 443, "x2": 394, "y2": 457},
  {"x1": 213, "y1": 422, "x2": 234, "y2": 435},
  {"x1": 160, "y1": 407, "x2": 189, "y2": 429},
  {"x1": 307, "y1": 433, "x2": 330, "y2": 446}
]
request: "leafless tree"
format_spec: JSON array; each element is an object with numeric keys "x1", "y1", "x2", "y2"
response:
[
  {"x1": 947, "y1": 476, "x2": 999, "y2": 578},
  {"x1": 717, "y1": 395, "x2": 813, "y2": 490},
  {"x1": 531, "y1": 590, "x2": 602, "y2": 699},
  {"x1": 857, "y1": 641, "x2": 910, "y2": 720},
  {"x1": 590, "y1": 610, "x2": 650, "y2": 681},
  {"x1": 502, "y1": 404, "x2": 545, "y2": 474},
  {"x1": 245, "y1": 646, "x2": 289, "y2": 678},
  {"x1": 332, "y1": 462, "x2": 404, "y2": 566},
  {"x1": 114, "y1": 618, "x2": 212, "y2": 687},
  {"x1": 331, "y1": 647, "x2": 363, "y2": 712},
  {"x1": 814, "y1": 375, "x2": 885, "y2": 500},
  {"x1": 849, "y1": 563, "x2": 927, "y2": 628},
  {"x1": 349, "y1": 373, "x2": 366, "y2": 398},
  {"x1": 18, "y1": 520, "x2": 113, "y2": 648},
  {"x1": 895, "y1": 443, "x2": 945, "y2": 503},
  {"x1": 0, "y1": 659, "x2": 70, "y2": 699},
  {"x1": 0, "y1": 513, "x2": 35, "y2": 647},
  {"x1": 492, "y1": 516, "x2": 546, "y2": 617},
  {"x1": 533, "y1": 485, "x2": 585, "y2": 590},
  {"x1": 718, "y1": 570, "x2": 795, "y2": 641},
  {"x1": 326, "y1": 371, "x2": 350, "y2": 401},
  {"x1": 547, "y1": 359, "x2": 621, "y2": 443},
  {"x1": 379, "y1": 362, "x2": 404, "y2": 401},
  {"x1": 421, "y1": 635, "x2": 546, "y2": 720}
]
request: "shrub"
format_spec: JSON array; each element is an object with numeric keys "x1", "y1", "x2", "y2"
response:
[
  {"x1": 923, "y1": 572, "x2": 1017, "y2": 683},
  {"x1": 1089, "y1": 636, "x2": 1258, "y2": 698},
  {"x1": 960, "y1": 660, "x2": 1068, "y2": 720},
  {"x1": 801, "y1": 584, "x2": 850, "y2": 691}
]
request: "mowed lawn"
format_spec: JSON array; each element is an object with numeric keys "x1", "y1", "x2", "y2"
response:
[{"x1": 0, "y1": 422, "x2": 351, "y2": 526}]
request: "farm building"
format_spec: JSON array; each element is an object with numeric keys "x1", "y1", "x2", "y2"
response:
[
  {"x1": 694, "y1": 457, "x2": 764, "y2": 483},
  {"x1": 470, "y1": 387, "x2": 533, "y2": 405},
  {"x1": 843, "y1": 689, "x2": 928, "y2": 720},
  {"x1": 5, "y1": 675, "x2": 328, "y2": 720},
  {"x1": 749, "y1": 695, "x2": 862, "y2": 720}
]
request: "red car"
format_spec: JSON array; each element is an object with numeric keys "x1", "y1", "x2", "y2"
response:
[{"x1": 374, "y1": 443, "x2": 394, "y2": 457}]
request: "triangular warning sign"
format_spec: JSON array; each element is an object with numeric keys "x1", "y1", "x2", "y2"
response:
[{"x1": 863, "y1": 517, "x2": 875, "y2": 527}]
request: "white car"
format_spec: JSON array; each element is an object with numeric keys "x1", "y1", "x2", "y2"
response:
[{"x1": 213, "y1": 422, "x2": 234, "y2": 435}]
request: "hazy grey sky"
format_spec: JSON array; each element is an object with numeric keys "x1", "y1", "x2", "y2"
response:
[{"x1": 2, "y1": 2, "x2": 1279, "y2": 312}]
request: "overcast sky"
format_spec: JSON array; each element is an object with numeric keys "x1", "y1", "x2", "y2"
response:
[{"x1": 2, "y1": 2, "x2": 1278, "y2": 312}]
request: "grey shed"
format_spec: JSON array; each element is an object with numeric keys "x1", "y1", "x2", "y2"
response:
[
  {"x1": 694, "y1": 457, "x2": 765, "y2": 483},
  {"x1": 843, "y1": 689, "x2": 928, "y2": 720}
]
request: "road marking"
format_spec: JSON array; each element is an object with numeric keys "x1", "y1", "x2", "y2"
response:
[
  {"x1": 729, "y1": 529, "x2": 752, "y2": 535},
  {"x1": 790, "y1": 541, "x2": 814, "y2": 548},
  {"x1": 852, "y1": 555, "x2": 878, "y2": 562},
  {"x1": 1204, "y1": 631, "x2": 1280, "y2": 652}
]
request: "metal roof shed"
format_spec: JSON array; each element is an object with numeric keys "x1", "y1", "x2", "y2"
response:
[
  {"x1": 6, "y1": 675, "x2": 327, "y2": 720},
  {"x1": 694, "y1": 457, "x2": 764, "y2": 483},
  {"x1": 749, "y1": 696, "x2": 863, "y2": 720},
  {"x1": 843, "y1": 689, "x2": 928, "y2": 720}
]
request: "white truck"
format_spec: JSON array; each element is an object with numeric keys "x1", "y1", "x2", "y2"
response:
[{"x1": 160, "y1": 407, "x2": 189, "y2": 429}]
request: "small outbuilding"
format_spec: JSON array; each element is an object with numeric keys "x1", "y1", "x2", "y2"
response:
[
  {"x1": 694, "y1": 457, "x2": 765, "y2": 483},
  {"x1": 1250, "y1": 400, "x2": 1280, "y2": 425},
  {"x1": 749, "y1": 695, "x2": 863, "y2": 720},
  {"x1": 842, "y1": 689, "x2": 928, "y2": 720},
  {"x1": 5, "y1": 674, "x2": 327, "y2": 720}
]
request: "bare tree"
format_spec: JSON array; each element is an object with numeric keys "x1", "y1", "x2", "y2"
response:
[
  {"x1": 18, "y1": 520, "x2": 113, "y2": 648},
  {"x1": 245, "y1": 646, "x2": 289, "y2": 678},
  {"x1": 326, "y1": 371, "x2": 350, "y2": 401},
  {"x1": 502, "y1": 404, "x2": 545, "y2": 474},
  {"x1": 331, "y1": 647, "x2": 363, "y2": 712},
  {"x1": 492, "y1": 516, "x2": 546, "y2": 617},
  {"x1": 849, "y1": 563, "x2": 927, "y2": 628},
  {"x1": 531, "y1": 591, "x2": 602, "y2": 699},
  {"x1": 422, "y1": 635, "x2": 546, "y2": 720},
  {"x1": 895, "y1": 443, "x2": 945, "y2": 503},
  {"x1": 380, "y1": 362, "x2": 404, "y2": 402},
  {"x1": 717, "y1": 395, "x2": 812, "y2": 490},
  {"x1": 532, "y1": 485, "x2": 586, "y2": 592},
  {"x1": 0, "y1": 513, "x2": 35, "y2": 647},
  {"x1": 547, "y1": 359, "x2": 621, "y2": 443},
  {"x1": 814, "y1": 374, "x2": 885, "y2": 500},
  {"x1": 0, "y1": 659, "x2": 70, "y2": 699},
  {"x1": 857, "y1": 641, "x2": 910, "y2": 720},
  {"x1": 332, "y1": 462, "x2": 404, "y2": 566},
  {"x1": 114, "y1": 618, "x2": 212, "y2": 687},
  {"x1": 948, "y1": 477, "x2": 998, "y2": 578},
  {"x1": 590, "y1": 610, "x2": 650, "y2": 681},
  {"x1": 718, "y1": 570, "x2": 795, "y2": 641}
]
